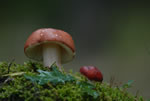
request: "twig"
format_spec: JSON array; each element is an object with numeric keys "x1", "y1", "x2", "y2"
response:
[
  {"x1": 8, "y1": 58, "x2": 15, "y2": 73},
  {"x1": 2, "y1": 72, "x2": 25, "y2": 77},
  {"x1": 4, "y1": 77, "x2": 14, "y2": 84},
  {"x1": 110, "y1": 75, "x2": 115, "y2": 87}
]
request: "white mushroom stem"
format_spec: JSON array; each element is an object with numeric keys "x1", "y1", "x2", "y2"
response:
[{"x1": 42, "y1": 43, "x2": 61, "y2": 68}]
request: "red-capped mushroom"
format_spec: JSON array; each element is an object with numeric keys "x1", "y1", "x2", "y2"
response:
[
  {"x1": 24, "y1": 28, "x2": 75, "y2": 68},
  {"x1": 80, "y1": 66, "x2": 103, "y2": 82}
]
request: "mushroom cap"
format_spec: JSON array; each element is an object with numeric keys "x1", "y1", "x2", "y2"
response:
[
  {"x1": 80, "y1": 66, "x2": 103, "y2": 82},
  {"x1": 24, "y1": 28, "x2": 75, "y2": 64}
]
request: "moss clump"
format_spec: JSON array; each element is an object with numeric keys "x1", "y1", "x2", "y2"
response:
[{"x1": 0, "y1": 61, "x2": 145, "y2": 101}]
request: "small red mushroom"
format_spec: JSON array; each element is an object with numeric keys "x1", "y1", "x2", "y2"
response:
[{"x1": 80, "y1": 66, "x2": 103, "y2": 82}]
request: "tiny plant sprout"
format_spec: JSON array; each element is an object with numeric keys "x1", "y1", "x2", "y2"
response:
[
  {"x1": 24, "y1": 28, "x2": 75, "y2": 68},
  {"x1": 80, "y1": 66, "x2": 103, "y2": 82}
]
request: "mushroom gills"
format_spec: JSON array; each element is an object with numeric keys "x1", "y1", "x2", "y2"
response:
[{"x1": 42, "y1": 43, "x2": 61, "y2": 68}]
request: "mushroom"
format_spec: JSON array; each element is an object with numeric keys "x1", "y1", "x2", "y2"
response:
[
  {"x1": 80, "y1": 66, "x2": 103, "y2": 82},
  {"x1": 24, "y1": 28, "x2": 75, "y2": 68}
]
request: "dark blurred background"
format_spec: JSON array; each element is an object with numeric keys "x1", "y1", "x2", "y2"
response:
[{"x1": 0, "y1": 0, "x2": 150, "y2": 99}]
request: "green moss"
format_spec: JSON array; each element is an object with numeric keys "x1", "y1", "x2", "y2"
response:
[{"x1": 0, "y1": 61, "x2": 145, "y2": 101}]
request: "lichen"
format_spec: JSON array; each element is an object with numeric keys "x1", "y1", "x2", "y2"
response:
[{"x1": 0, "y1": 61, "x2": 145, "y2": 101}]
